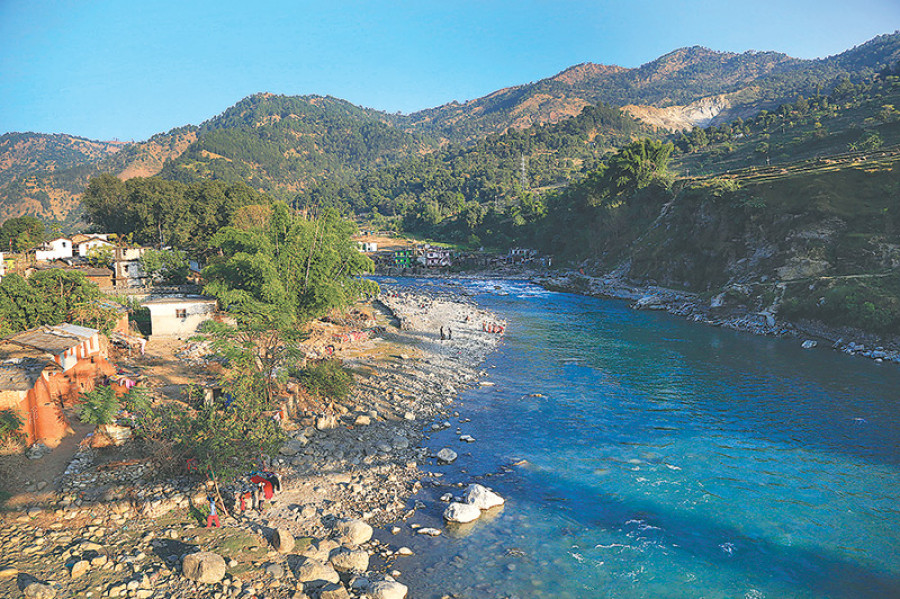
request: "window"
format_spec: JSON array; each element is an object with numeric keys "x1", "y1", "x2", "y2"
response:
[{"x1": 175, "y1": 309, "x2": 187, "y2": 319}]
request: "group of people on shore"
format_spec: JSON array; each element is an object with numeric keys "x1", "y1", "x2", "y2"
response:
[{"x1": 483, "y1": 322, "x2": 504, "y2": 334}]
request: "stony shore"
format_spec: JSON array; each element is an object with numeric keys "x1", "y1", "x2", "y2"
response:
[
  {"x1": 533, "y1": 271, "x2": 900, "y2": 365},
  {"x1": 0, "y1": 286, "x2": 504, "y2": 599}
]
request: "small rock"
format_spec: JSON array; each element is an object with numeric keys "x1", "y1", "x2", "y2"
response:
[
  {"x1": 443, "y1": 502, "x2": 481, "y2": 524},
  {"x1": 266, "y1": 563, "x2": 284, "y2": 578},
  {"x1": 354, "y1": 415, "x2": 371, "y2": 426},
  {"x1": 459, "y1": 435, "x2": 475, "y2": 443},
  {"x1": 71, "y1": 559, "x2": 90, "y2": 579},
  {"x1": 436, "y1": 448, "x2": 457, "y2": 464},
  {"x1": 271, "y1": 528, "x2": 295, "y2": 553},
  {"x1": 801, "y1": 340, "x2": 818, "y2": 349},
  {"x1": 416, "y1": 527, "x2": 441, "y2": 536},
  {"x1": 23, "y1": 582, "x2": 56, "y2": 599},
  {"x1": 464, "y1": 484, "x2": 504, "y2": 510},
  {"x1": 294, "y1": 558, "x2": 340, "y2": 588},
  {"x1": 330, "y1": 548, "x2": 369, "y2": 573},
  {"x1": 319, "y1": 582, "x2": 351, "y2": 599},
  {"x1": 25, "y1": 443, "x2": 51, "y2": 460},
  {"x1": 333, "y1": 519, "x2": 373, "y2": 546},
  {"x1": 396, "y1": 547, "x2": 413, "y2": 556},
  {"x1": 182, "y1": 551, "x2": 227, "y2": 584},
  {"x1": 0, "y1": 566, "x2": 18, "y2": 579},
  {"x1": 367, "y1": 580, "x2": 409, "y2": 599}
]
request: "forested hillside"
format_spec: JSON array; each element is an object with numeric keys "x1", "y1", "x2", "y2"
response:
[
  {"x1": 1, "y1": 31, "x2": 898, "y2": 228},
  {"x1": 301, "y1": 103, "x2": 648, "y2": 246}
]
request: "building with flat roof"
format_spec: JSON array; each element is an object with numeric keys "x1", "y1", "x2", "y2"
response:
[{"x1": 142, "y1": 296, "x2": 217, "y2": 338}]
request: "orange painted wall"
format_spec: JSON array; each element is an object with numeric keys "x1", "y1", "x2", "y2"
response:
[{"x1": 13, "y1": 354, "x2": 118, "y2": 447}]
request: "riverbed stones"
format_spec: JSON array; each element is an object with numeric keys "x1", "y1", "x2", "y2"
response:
[
  {"x1": 70, "y1": 559, "x2": 91, "y2": 579},
  {"x1": 272, "y1": 528, "x2": 295, "y2": 553},
  {"x1": 23, "y1": 582, "x2": 57, "y2": 599},
  {"x1": 319, "y1": 583, "x2": 351, "y2": 599},
  {"x1": 464, "y1": 484, "x2": 504, "y2": 510},
  {"x1": 333, "y1": 519, "x2": 373, "y2": 546},
  {"x1": 295, "y1": 558, "x2": 340, "y2": 588},
  {"x1": 182, "y1": 551, "x2": 226, "y2": 584},
  {"x1": 443, "y1": 501, "x2": 481, "y2": 524},
  {"x1": 417, "y1": 527, "x2": 441, "y2": 536},
  {"x1": 330, "y1": 547, "x2": 370, "y2": 573},
  {"x1": 367, "y1": 580, "x2": 409, "y2": 599},
  {"x1": 436, "y1": 448, "x2": 457, "y2": 464}
]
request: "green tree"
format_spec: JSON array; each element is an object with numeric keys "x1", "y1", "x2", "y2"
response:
[
  {"x1": 0, "y1": 216, "x2": 45, "y2": 252},
  {"x1": 140, "y1": 248, "x2": 189, "y2": 284}
]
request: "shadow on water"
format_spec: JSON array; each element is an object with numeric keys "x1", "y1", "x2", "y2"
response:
[{"x1": 506, "y1": 463, "x2": 900, "y2": 599}]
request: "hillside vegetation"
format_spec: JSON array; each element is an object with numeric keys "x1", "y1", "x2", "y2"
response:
[{"x1": 1, "y1": 32, "x2": 898, "y2": 226}]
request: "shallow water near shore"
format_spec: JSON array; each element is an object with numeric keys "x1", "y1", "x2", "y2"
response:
[{"x1": 381, "y1": 277, "x2": 900, "y2": 599}]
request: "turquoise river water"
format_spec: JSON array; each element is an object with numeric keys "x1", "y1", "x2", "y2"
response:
[{"x1": 379, "y1": 278, "x2": 900, "y2": 599}]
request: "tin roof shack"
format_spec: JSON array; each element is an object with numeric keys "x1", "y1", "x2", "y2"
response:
[
  {"x1": 143, "y1": 296, "x2": 217, "y2": 339},
  {"x1": 0, "y1": 324, "x2": 117, "y2": 446}
]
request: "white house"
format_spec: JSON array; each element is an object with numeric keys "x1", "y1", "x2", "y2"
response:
[
  {"x1": 142, "y1": 296, "x2": 218, "y2": 338},
  {"x1": 113, "y1": 247, "x2": 148, "y2": 287},
  {"x1": 357, "y1": 241, "x2": 378, "y2": 253},
  {"x1": 35, "y1": 237, "x2": 73, "y2": 261},
  {"x1": 72, "y1": 234, "x2": 115, "y2": 257}
]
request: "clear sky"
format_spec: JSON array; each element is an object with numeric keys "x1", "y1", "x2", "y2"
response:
[{"x1": 1, "y1": 0, "x2": 898, "y2": 141}]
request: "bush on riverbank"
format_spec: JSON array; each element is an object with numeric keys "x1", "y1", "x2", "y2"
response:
[
  {"x1": 781, "y1": 275, "x2": 900, "y2": 335},
  {"x1": 292, "y1": 359, "x2": 354, "y2": 402}
]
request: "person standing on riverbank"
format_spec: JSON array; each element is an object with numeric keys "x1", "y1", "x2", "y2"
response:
[{"x1": 440, "y1": 326, "x2": 445, "y2": 340}]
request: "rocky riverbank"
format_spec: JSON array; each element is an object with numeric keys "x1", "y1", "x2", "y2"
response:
[
  {"x1": 533, "y1": 271, "x2": 900, "y2": 365},
  {"x1": 0, "y1": 286, "x2": 504, "y2": 599}
]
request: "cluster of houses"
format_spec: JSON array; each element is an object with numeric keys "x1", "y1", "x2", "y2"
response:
[
  {"x1": 357, "y1": 241, "x2": 549, "y2": 271},
  {"x1": 0, "y1": 232, "x2": 225, "y2": 450},
  {"x1": 358, "y1": 243, "x2": 455, "y2": 269},
  {"x1": 1, "y1": 233, "x2": 150, "y2": 289}
]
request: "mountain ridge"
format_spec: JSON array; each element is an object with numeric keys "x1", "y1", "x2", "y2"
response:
[{"x1": 2, "y1": 31, "x2": 898, "y2": 224}]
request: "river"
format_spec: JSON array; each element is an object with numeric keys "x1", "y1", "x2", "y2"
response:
[{"x1": 380, "y1": 277, "x2": 900, "y2": 599}]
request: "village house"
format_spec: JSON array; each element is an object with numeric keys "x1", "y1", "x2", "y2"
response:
[
  {"x1": 71, "y1": 233, "x2": 115, "y2": 257},
  {"x1": 34, "y1": 237, "x2": 73, "y2": 262},
  {"x1": 142, "y1": 296, "x2": 217, "y2": 338},
  {"x1": 419, "y1": 245, "x2": 453, "y2": 268},
  {"x1": 393, "y1": 248, "x2": 416, "y2": 268},
  {"x1": 357, "y1": 241, "x2": 378, "y2": 253},
  {"x1": 113, "y1": 246, "x2": 148, "y2": 288},
  {"x1": 0, "y1": 324, "x2": 117, "y2": 446}
]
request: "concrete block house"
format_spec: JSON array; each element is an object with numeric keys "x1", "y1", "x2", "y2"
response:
[{"x1": 142, "y1": 296, "x2": 217, "y2": 339}]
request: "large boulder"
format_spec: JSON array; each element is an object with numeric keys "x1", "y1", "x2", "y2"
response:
[
  {"x1": 464, "y1": 484, "x2": 504, "y2": 510},
  {"x1": 333, "y1": 519, "x2": 373, "y2": 546},
  {"x1": 271, "y1": 528, "x2": 295, "y2": 553},
  {"x1": 443, "y1": 502, "x2": 481, "y2": 524},
  {"x1": 295, "y1": 558, "x2": 340, "y2": 588},
  {"x1": 182, "y1": 551, "x2": 226, "y2": 584},
  {"x1": 367, "y1": 580, "x2": 408, "y2": 599},
  {"x1": 300, "y1": 539, "x2": 340, "y2": 563},
  {"x1": 330, "y1": 547, "x2": 370, "y2": 573}
]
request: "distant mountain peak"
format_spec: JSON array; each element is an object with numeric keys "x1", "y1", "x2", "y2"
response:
[{"x1": 549, "y1": 62, "x2": 627, "y2": 85}]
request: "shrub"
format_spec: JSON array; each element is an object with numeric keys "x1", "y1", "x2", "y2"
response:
[
  {"x1": 0, "y1": 409, "x2": 25, "y2": 445},
  {"x1": 293, "y1": 359, "x2": 353, "y2": 401},
  {"x1": 77, "y1": 386, "x2": 120, "y2": 425},
  {"x1": 122, "y1": 385, "x2": 151, "y2": 414}
]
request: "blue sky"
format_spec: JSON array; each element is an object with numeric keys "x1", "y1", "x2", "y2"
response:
[{"x1": 1, "y1": 0, "x2": 898, "y2": 141}]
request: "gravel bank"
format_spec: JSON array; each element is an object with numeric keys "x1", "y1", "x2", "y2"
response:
[{"x1": 0, "y1": 286, "x2": 503, "y2": 599}]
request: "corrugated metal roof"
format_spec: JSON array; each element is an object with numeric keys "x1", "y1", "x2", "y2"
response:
[{"x1": 3, "y1": 323, "x2": 98, "y2": 355}]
